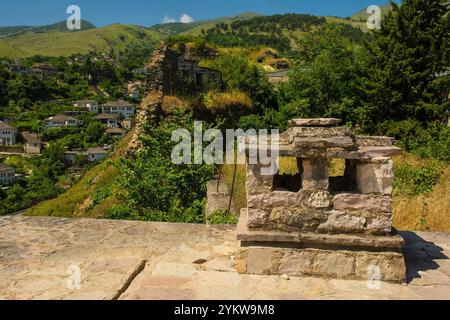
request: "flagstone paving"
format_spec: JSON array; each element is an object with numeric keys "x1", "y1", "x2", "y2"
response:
[{"x1": 0, "y1": 216, "x2": 449, "y2": 300}]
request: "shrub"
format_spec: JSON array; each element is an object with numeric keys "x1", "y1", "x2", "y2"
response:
[
  {"x1": 394, "y1": 162, "x2": 443, "y2": 197},
  {"x1": 379, "y1": 120, "x2": 450, "y2": 163},
  {"x1": 207, "y1": 209, "x2": 238, "y2": 225}
]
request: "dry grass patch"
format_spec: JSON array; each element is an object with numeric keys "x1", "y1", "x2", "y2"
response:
[
  {"x1": 393, "y1": 154, "x2": 450, "y2": 232},
  {"x1": 203, "y1": 90, "x2": 253, "y2": 112}
]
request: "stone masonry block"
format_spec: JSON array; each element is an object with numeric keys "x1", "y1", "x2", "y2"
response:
[
  {"x1": 356, "y1": 158, "x2": 393, "y2": 195},
  {"x1": 317, "y1": 211, "x2": 367, "y2": 234},
  {"x1": 247, "y1": 209, "x2": 269, "y2": 228},
  {"x1": 302, "y1": 158, "x2": 329, "y2": 190},
  {"x1": 355, "y1": 252, "x2": 406, "y2": 283},
  {"x1": 312, "y1": 252, "x2": 355, "y2": 278},
  {"x1": 278, "y1": 250, "x2": 315, "y2": 276},
  {"x1": 333, "y1": 193, "x2": 392, "y2": 213}
]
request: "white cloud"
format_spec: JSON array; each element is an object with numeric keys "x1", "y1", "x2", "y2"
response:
[
  {"x1": 179, "y1": 14, "x2": 194, "y2": 24},
  {"x1": 163, "y1": 15, "x2": 176, "y2": 24}
]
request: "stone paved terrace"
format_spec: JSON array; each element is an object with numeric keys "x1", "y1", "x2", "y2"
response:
[{"x1": 0, "y1": 216, "x2": 449, "y2": 300}]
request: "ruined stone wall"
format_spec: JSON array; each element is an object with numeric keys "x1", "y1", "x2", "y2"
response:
[{"x1": 127, "y1": 43, "x2": 168, "y2": 155}]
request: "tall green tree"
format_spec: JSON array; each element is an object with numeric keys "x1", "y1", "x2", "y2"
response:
[
  {"x1": 115, "y1": 111, "x2": 214, "y2": 222},
  {"x1": 0, "y1": 66, "x2": 10, "y2": 107},
  {"x1": 276, "y1": 23, "x2": 369, "y2": 127},
  {"x1": 363, "y1": 0, "x2": 449, "y2": 130}
]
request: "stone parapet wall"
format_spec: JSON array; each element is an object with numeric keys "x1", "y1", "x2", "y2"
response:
[
  {"x1": 205, "y1": 180, "x2": 236, "y2": 218},
  {"x1": 127, "y1": 43, "x2": 168, "y2": 155}
]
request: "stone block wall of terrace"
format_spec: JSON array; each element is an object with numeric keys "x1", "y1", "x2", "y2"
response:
[{"x1": 236, "y1": 118, "x2": 406, "y2": 282}]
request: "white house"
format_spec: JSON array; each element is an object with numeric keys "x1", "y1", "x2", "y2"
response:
[
  {"x1": 0, "y1": 121, "x2": 17, "y2": 146},
  {"x1": 44, "y1": 114, "x2": 83, "y2": 129},
  {"x1": 73, "y1": 100, "x2": 99, "y2": 113},
  {"x1": 0, "y1": 163, "x2": 16, "y2": 185},
  {"x1": 94, "y1": 113, "x2": 119, "y2": 128},
  {"x1": 87, "y1": 148, "x2": 108, "y2": 162},
  {"x1": 102, "y1": 100, "x2": 135, "y2": 118}
]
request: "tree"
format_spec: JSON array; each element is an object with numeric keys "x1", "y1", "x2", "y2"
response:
[
  {"x1": 209, "y1": 54, "x2": 278, "y2": 113},
  {"x1": 275, "y1": 23, "x2": 369, "y2": 127},
  {"x1": 115, "y1": 111, "x2": 214, "y2": 222},
  {"x1": 85, "y1": 122, "x2": 105, "y2": 144},
  {"x1": 363, "y1": 0, "x2": 449, "y2": 131},
  {"x1": 0, "y1": 66, "x2": 9, "y2": 107}
]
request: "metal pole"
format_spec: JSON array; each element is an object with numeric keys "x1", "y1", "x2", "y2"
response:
[
  {"x1": 216, "y1": 165, "x2": 222, "y2": 193},
  {"x1": 227, "y1": 162, "x2": 237, "y2": 214}
]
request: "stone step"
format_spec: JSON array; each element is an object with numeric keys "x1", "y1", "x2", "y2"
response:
[{"x1": 237, "y1": 212, "x2": 404, "y2": 250}]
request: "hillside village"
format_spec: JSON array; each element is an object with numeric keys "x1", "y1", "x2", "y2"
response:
[
  {"x1": 0, "y1": 3, "x2": 449, "y2": 228},
  {"x1": 0, "y1": 0, "x2": 449, "y2": 303}
]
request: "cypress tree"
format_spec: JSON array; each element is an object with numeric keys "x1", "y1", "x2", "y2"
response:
[{"x1": 363, "y1": 0, "x2": 449, "y2": 130}]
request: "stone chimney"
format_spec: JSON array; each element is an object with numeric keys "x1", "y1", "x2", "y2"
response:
[{"x1": 236, "y1": 118, "x2": 406, "y2": 283}]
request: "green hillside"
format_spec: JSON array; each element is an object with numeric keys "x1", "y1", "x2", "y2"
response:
[
  {"x1": 0, "y1": 20, "x2": 96, "y2": 38},
  {"x1": 149, "y1": 12, "x2": 263, "y2": 36},
  {"x1": 351, "y1": 3, "x2": 393, "y2": 21},
  {"x1": 0, "y1": 24, "x2": 161, "y2": 58}
]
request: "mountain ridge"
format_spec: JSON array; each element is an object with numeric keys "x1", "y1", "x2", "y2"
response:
[
  {"x1": 148, "y1": 12, "x2": 263, "y2": 36},
  {"x1": 0, "y1": 7, "x2": 377, "y2": 59},
  {"x1": 0, "y1": 20, "x2": 96, "y2": 38}
]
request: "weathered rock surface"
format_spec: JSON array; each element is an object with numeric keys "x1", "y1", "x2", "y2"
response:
[
  {"x1": 205, "y1": 180, "x2": 236, "y2": 217},
  {"x1": 0, "y1": 216, "x2": 449, "y2": 300},
  {"x1": 302, "y1": 158, "x2": 329, "y2": 190},
  {"x1": 356, "y1": 158, "x2": 394, "y2": 195},
  {"x1": 237, "y1": 245, "x2": 407, "y2": 283},
  {"x1": 333, "y1": 193, "x2": 392, "y2": 213}
]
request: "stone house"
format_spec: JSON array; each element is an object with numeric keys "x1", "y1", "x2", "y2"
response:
[
  {"x1": 105, "y1": 127, "x2": 126, "y2": 137},
  {"x1": 151, "y1": 46, "x2": 223, "y2": 95},
  {"x1": 87, "y1": 148, "x2": 108, "y2": 162},
  {"x1": 64, "y1": 150, "x2": 87, "y2": 166},
  {"x1": 44, "y1": 114, "x2": 83, "y2": 129},
  {"x1": 21, "y1": 132, "x2": 43, "y2": 155},
  {"x1": 266, "y1": 69, "x2": 290, "y2": 84},
  {"x1": 0, "y1": 121, "x2": 17, "y2": 146},
  {"x1": 73, "y1": 100, "x2": 99, "y2": 113},
  {"x1": 94, "y1": 114, "x2": 119, "y2": 128},
  {"x1": 236, "y1": 118, "x2": 406, "y2": 282},
  {"x1": 29, "y1": 63, "x2": 58, "y2": 80},
  {"x1": 176, "y1": 56, "x2": 222, "y2": 89},
  {"x1": 101, "y1": 100, "x2": 135, "y2": 118},
  {"x1": 0, "y1": 163, "x2": 16, "y2": 185}
]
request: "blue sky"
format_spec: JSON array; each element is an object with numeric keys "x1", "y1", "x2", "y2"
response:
[{"x1": 0, "y1": 0, "x2": 396, "y2": 27}]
